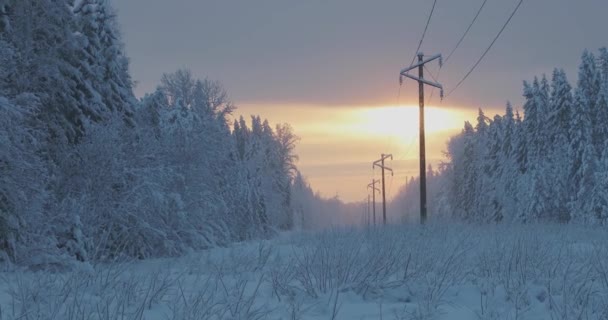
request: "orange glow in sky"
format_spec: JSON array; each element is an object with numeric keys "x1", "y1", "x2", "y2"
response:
[{"x1": 235, "y1": 103, "x2": 498, "y2": 202}]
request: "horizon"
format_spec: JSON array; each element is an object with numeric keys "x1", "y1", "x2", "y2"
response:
[{"x1": 113, "y1": 0, "x2": 607, "y2": 202}]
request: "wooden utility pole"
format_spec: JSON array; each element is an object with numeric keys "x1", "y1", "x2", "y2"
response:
[
  {"x1": 367, "y1": 194, "x2": 371, "y2": 226},
  {"x1": 367, "y1": 180, "x2": 380, "y2": 226},
  {"x1": 400, "y1": 53, "x2": 443, "y2": 224},
  {"x1": 373, "y1": 154, "x2": 393, "y2": 225}
]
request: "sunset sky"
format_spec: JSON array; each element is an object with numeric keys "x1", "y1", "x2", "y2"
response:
[{"x1": 113, "y1": 0, "x2": 606, "y2": 202}]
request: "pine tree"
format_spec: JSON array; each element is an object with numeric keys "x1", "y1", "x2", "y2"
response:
[
  {"x1": 537, "y1": 76, "x2": 551, "y2": 156},
  {"x1": 233, "y1": 116, "x2": 248, "y2": 161},
  {"x1": 548, "y1": 69, "x2": 573, "y2": 145},
  {"x1": 522, "y1": 78, "x2": 544, "y2": 166},
  {"x1": 594, "y1": 144, "x2": 608, "y2": 225},
  {"x1": 461, "y1": 121, "x2": 478, "y2": 219},
  {"x1": 502, "y1": 102, "x2": 516, "y2": 158},
  {"x1": 596, "y1": 47, "x2": 608, "y2": 147},
  {"x1": 573, "y1": 143, "x2": 598, "y2": 223},
  {"x1": 498, "y1": 102, "x2": 520, "y2": 221},
  {"x1": 482, "y1": 115, "x2": 504, "y2": 221},
  {"x1": 513, "y1": 109, "x2": 528, "y2": 174},
  {"x1": 473, "y1": 109, "x2": 491, "y2": 220},
  {"x1": 73, "y1": 0, "x2": 135, "y2": 119},
  {"x1": 543, "y1": 69, "x2": 574, "y2": 221},
  {"x1": 0, "y1": 95, "x2": 48, "y2": 262},
  {"x1": 595, "y1": 87, "x2": 608, "y2": 153},
  {"x1": 136, "y1": 90, "x2": 167, "y2": 136},
  {"x1": 578, "y1": 50, "x2": 601, "y2": 111},
  {"x1": 568, "y1": 89, "x2": 594, "y2": 222},
  {"x1": 3, "y1": 0, "x2": 129, "y2": 142},
  {"x1": 599, "y1": 47, "x2": 608, "y2": 85},
  {"x1": 577, "y1": 50, "x2": 603, "y2": 150},
  {"x1": 445, "y1": 126, "x2": 468, "y2": 218}
]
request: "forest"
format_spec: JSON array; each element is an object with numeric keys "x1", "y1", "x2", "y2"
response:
[
  {"x1": 0, "y1": 0, "x2": 349, "y2": 268},
  {"x1": 2, "y1": 0, "x2": 608, "y2": 271},
  {"x1": 3, "y1": 1, "x2": 608, "y2": 319},
  {"x1": 394, "y1": 48, "x2": 608, "y2": 225}
]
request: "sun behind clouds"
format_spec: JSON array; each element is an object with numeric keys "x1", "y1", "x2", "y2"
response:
[{"x1": 352, "y1": 105, "x2": 467, "y2": 144}]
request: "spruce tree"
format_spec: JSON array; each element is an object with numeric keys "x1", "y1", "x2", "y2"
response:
[
  {"x1": 577, "y1": 50, "x2": 603, "y2": 150},
  {"x1": 73, "y1": 0, "x2": 135, "y2": 120},
  {"x1": 522, "y1": 78, "x2": 545, "y2": 166},
  {"x1": 461, "y1": 121, "x2": 477, "y2": 219}
]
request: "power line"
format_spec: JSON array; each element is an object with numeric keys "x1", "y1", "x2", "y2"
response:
[
  {"x1": 387, "y1": 173, "x2": 395, "y2": 202},
  {"x1": 409, "y1": 0, "x2": 438, "y2": 66},
  {"x1": 424, "y1": 65, "x2": 440, "y2": 83},
  {"x1": 427, "y1": 65, "x2": 442, "y2": 105},
  {"x1": 386, "y1": 0, "x2": 436, "y2": 208},
  {"x1": 444, "y1": 0, "x2": 489, "y2": 65},
  {"x1": 428, "y1": 0, "x2": 489, "y2": 104},
  {"x1": 445, "y1": 0, "x2": 524, "y2": 98},
  {"x1": 398, "y1": 134, "x2": 418, "y2": 161},
  {"x1": 373, "y1": 154, "x2": 393, "y2": 225},
  {"x1": 399, "y1": 53, "x2": 443, "y2": 224},
  {"x1": 367, "y1": 180, "x2": 381, "y2": 226},
  {"x1": 390, "y1": 0, "x2": 438, "y2": 198}
]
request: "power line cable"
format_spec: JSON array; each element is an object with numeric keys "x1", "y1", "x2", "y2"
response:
[
  {"x1": 445, "y1": 0, "x2": 524, "y2": 98},
  {"x1": 397, "y1": 132, "x2": 418, "y2": 162},
  {"x1": 409, "y1": 0, "x2": 438, "y2": 66},
  {"x1": 428, "y1": 0, "x2": 489, "y2": 104},
  {"x1": 424, "y1": 65, "x2": 440, "y2": 83},
  {"x1": 388, "y1": 0, "x2": 437, "y2": 202},
  {"x1": 387, "y1": 174, "x2": 395, "y2": 204},
  {"x1": 444, "y1": 0, "x2": 489, "y2": 65}
]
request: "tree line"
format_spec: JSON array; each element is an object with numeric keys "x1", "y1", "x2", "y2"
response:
[
  {"x1": 394, "y1": 48, "x2": 608, "y2": 225},
  {"x1": 0, "y1": 0, "x2": 329, "y2": 268}
]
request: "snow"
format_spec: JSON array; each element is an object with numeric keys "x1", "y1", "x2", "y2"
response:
[{"x1": 2, "y1": 223, "x2": 607, "y2": 320}]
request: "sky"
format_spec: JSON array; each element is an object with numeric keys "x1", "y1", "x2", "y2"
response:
[{"x1": 113, "y1": 0, "x2": 607, "y2": 202}]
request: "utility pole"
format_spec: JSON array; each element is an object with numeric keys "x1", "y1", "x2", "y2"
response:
[
  {"x1": 367, "y1": 180, "x2": 380, "y2": 226},
  {"x1": 400, "y1": 53, "x2": 443, "y2": 224},
  {"x1": 367, "y1": 194, "x2": 371, "y2": 227},
  {"x1": 373, "y1": 154, "x2": 393, "y2": 225},
  {"x1": 360, "y1": 197, "x2": 365, "y2": 227}
]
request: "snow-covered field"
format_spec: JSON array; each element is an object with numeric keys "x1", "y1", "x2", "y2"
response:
[{"x1": 2, "y1": 223, "x2": 608, "y2": 320}]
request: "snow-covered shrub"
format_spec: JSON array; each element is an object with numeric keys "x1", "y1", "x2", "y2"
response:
[{"x1": 0, "y1": 95, "x2": 48, "y2": 267}]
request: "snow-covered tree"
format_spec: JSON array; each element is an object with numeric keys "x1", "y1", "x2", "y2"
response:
[
  {"x1": 0, "y1": 0, "x2": 311, "y2": 268},
  {"x1": 394, "y1": 48, "x2": 608, "y2": 225},
  {"x1": 73, "y1": 0, "x2": 135, "y2": 120},
  {"x1": 0, "y1": 95, "x2": 48, "y2": 264},
  {"x1": 594, "y1": 144, "x2": 608, "y2": 225}
]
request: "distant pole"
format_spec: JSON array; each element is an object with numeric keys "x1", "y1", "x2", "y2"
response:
[
  {"x1": 399, "y1": 52, "x2": 443, "y2": 224},
  {"x1": 373, "y1": 154, "x2": 393, "y2": 225},
  {"x1": 381, "y1": 158, "x2": 387, "y2": 225},
  {"x1": 367, "y1": 194, "x2": 371, "y2": 227},
  {"x1": 367, "y1": 180, "x2": 380, "y2": 226},
  {"x1": 372, "y1": 187, "x2": 376, "y2": 226}
]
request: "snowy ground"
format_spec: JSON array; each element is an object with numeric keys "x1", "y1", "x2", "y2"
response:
[{"x1": 1, "y1": 223, "x2": 608, "y2": 320}]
